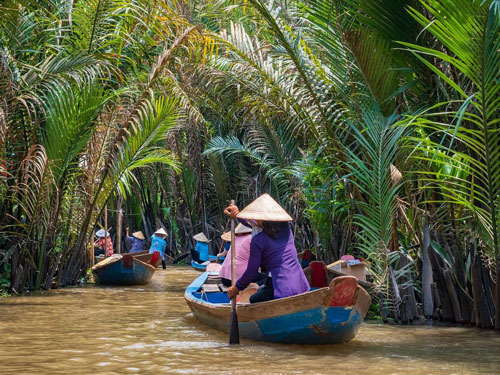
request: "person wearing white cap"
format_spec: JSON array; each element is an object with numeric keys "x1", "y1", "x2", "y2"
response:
[
  {"x1": 94, "y1": 229, "x2": 113, "y2": 257},
  {"x1": 224, "y1": 194, "x2": 310, "y2": 303},
  {"x1": 149, "y1": 228, "x2": 168, "y2": 269}
]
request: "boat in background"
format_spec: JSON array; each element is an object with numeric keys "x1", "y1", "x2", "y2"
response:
[
  {"x1": 184, "y1": 265, "x2": 371, "y2": 344},
  {"x1": 191, "y1": 259, "x2": 209, "y2": 272},
  {"x1": 92, "y1": 254, "x2": 156, "y2": 286},
  {"x1": 95, "y1": 250, "x2": 161, "y2": 268},
  {"x1": 302, "y1": 260, "x2": 375, "y2": 292}
]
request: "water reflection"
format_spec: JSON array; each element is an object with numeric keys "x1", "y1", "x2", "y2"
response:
[{"x1": 0, "y1": 267, "x2": 498, "y2": 375}]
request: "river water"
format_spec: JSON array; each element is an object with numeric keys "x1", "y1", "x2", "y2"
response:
[{"x1": 0, "y1": 267, "x2": 499, "y2": 375}]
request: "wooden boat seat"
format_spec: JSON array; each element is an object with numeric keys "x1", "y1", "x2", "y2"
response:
[
  {"x1": 205, "y1": 276, "x2": 221, "y2": 285},
  {"x1": 218, "y1": 284, "x2": 229, "y2": 293},
  {"x1": 202, "y1": 284, "x2": 221, "y2": 293}
]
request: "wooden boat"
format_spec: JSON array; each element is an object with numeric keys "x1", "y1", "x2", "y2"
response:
[
  {"x1": 191, "y1": 259, "x2": 209, "y2": 272},
  {"x1": 325, "y1": 267, "x2": 375, "y2": 292},
  {"x1": 302, "y1": 260, "x2": 376, "y2": 294},
  {"x1": 94, "y1": 250, "x2": 162, "y2": 268},
  {"x1": 92, "y1": 254, "x2": 156, "y2": 286},
  {"x1": 184, "y1": 271, "x2": 371, "y2": 344},
  {"x1": 209, "y1": 254, "x2": 225, "y2": 262}
]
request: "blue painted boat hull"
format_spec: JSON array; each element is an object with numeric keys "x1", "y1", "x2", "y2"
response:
[
  {"x1": 208, "y1": 255, "x2": 225, "y2": 262},
  {"x1": 184, "y1": 272, "x2": 371, "y2": 344},
  {"x1": 238, "y1": 305, "x2": 362, "y2": 344},
  {"x1": 191, "y1": 259, "x2": 208, "y2": 272},
  {"x1": 92, "y1": 256, "x2": 155, "y2": 286}
]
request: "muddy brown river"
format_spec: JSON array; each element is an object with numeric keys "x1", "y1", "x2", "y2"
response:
[{"x1": 0, "y1": 267, "x2": 499, "y2": 374}]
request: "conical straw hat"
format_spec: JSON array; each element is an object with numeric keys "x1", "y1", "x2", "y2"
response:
[
  {"x1": 235, "y1": 223, "x2": 252, "y2": 235},
  {"x1": 132, "y1": 231, "x2": 145, "y2": 240},
  {"x1": 220, "y1": 231, "x2": 231, "y2": 242},
  {"x1": 220, "y1": 224, "x2": 252, "y2": 242},
  {"x1": 237, "y1": 194, "x2": 293, "y2": 222},
  {"x1": 154, "y1": 228, "x2": 168, "y2": 237},
  {"x1": 193, "y1": 232, "x2": 210, "y2": 243}
]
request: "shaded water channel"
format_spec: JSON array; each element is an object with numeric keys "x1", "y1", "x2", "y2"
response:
[{"x1": 1, "y1": 267, "x2": 499, "y2": 375}]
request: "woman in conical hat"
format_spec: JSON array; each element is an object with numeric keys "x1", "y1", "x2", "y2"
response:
[
  {"x1": 125, "y1": 227, "x2": 145, "y2": 254},
  {"x1": 149, "y1": 228, "x2": 168, "y2": 269},
  {"x1": 192, "y1": 232, "x2": 211, "y2": 263},
  {"x1": 218, "y1": 224, "x2": 266, "y2": 287},
  {"x1": 224, "y1": 194, "x2": 310, "y2": 303}
]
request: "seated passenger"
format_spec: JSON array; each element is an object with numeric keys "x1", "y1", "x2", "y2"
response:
[
  {"x1": 192, "y1": 232, "x2": 210, "y2": 263},
  {"x1": 95, "y1": 229, "x2": 114, "y2": 257},
  {"x1": 125, "y1": 227, "x2": 145, "y2": 253},
  {"x1": 217, "y1": 240, "x2": 230, "y2": 261},
  {"x1": 149, "y1": 228, "x2": 168, "y2": 269},
  {"x1": 218, "y1": 224, "x2": 266, "y2": 287},
  {"x1": 225, "y1": 194, "x2": 310, "y2": 303}
]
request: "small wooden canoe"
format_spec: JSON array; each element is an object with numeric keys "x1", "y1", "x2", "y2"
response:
[
  {"x1": 92, "y1": 254, "x2": 155, "y2": 286},
  {"x1": 325, "y1": 267, "x2": 375, "y2": 292},
  {"x1": 95, "y1": 251, "x2": 161, "y2": 268},
  {"x1": 184, "y1": 272, "x2": 371, "y2": 344},
  {"x1": 191, "y1": 259, "x2": 209, "y2": 272},
  {"x1": 302, "y1": 261, "x2": 376, "y2": 293}
]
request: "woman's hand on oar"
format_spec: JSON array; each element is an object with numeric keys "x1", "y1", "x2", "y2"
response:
[
  {"x1": 224, "y1": 204, "x2": 239, "y2": 218},
  {"x1": 228, "y1": 285, "x2": 239, "y2": 300}
]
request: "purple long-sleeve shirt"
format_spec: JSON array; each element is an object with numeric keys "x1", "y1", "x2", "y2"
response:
[{"x1": 235, "y1": 223, "x2": 310, "y2": 299}]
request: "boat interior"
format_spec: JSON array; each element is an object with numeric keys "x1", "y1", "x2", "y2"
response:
[{"x1": 190, "y1": 260, "x2": 353, "y2": 305}]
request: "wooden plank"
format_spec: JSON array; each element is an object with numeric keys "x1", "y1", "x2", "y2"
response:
[
  {"x1": 202, "y1": 284, "x2": 220, "y2": 293},
  {"x1": 205, "y1": 276, "x2": 221, "y2": 285},
  {"x1": 219, "y1": 284, "x2": 229, "y2": 293}
]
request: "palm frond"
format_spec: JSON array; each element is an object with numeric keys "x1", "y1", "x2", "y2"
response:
[
  {"x1": 43, "y1": 81, "x2": 115, "y2": 182},
  {"x1": 344, "y1": 104, "x2": 407, "y2": 295},
  {"x1": 403, "y1": 0, "x2": 500, "y2": 260}
]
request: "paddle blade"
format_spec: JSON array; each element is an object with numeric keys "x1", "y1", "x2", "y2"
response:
[{"x1": 229, "y1": 302, "x2": 240, "y2": 345}]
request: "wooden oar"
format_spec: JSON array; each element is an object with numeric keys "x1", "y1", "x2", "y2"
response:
[{"x1": 229, "y1": 199, "x2": 240, "y2": 344}]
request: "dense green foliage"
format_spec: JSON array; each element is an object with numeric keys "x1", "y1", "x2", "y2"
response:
[{"x1": 0, "y1": 0, "x2": 499, "y2": 328}]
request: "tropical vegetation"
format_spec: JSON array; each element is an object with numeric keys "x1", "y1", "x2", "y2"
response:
[{"x1": 0, "y1": 0, "x2": 499, "y2": 329}]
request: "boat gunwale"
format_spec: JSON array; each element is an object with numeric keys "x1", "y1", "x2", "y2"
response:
[
  {"x1": 92, "y1": 254, "x2": 156, "y2": 273},
  {"x1": 191, "y1": 259, "x2": 209, "y2": 272}
]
